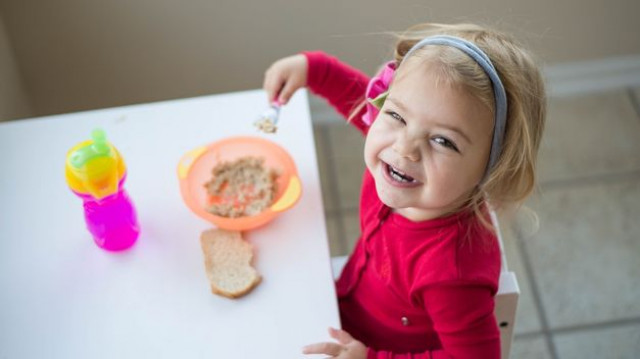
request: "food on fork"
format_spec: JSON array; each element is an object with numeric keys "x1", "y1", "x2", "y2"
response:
[
  {"x1": 200, "y1": 229, "x2": 261, "y2": 298},
  {"x1": 254, "y1": 101, "x2": 281, "y2": 134},
  {"x1": 254, "y1": 118, "x2": 278, "y2": 133},
  {"x1": 204, "y1": 156, "x2": 278, "y2": 217}
]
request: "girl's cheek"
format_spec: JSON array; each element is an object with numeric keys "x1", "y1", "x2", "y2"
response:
[
  {"x1": 370, "y1": 119, "x2": 396, "y2": 140},
  {"x1": 365, "y1": 123, "x2": 383, "y2": 145}
]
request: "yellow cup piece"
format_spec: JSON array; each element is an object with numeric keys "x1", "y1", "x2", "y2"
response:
[{"x1": 66, "y1": 140, "x2": 127, "y2": 199}]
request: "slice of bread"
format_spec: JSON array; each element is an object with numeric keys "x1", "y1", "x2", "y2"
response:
[{"x1": 200, "y1": 229, "x2": 261, "y2": 298}]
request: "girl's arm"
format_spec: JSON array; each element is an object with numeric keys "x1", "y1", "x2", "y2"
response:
[
  {"x1": 367, "y1": 284, "x2": 501, "y2": 359},
  {"x1": 303, "y1": 285, "x2": 500, "y2": 359},
  {"x1": 302, "y1": 51, "x2": 371, "y2": 134}
]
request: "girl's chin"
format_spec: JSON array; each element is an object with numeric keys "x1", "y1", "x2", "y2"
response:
[
  {"x1": 375, "y1": 183, "x2": 412, "y2": 209},
  {"x1": 374, "y1": 177, "x2": 459, "y2": 221}
]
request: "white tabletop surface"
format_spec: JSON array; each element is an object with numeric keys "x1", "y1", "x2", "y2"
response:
[{"x1": 0, "y1": 90, "x2": 340, "y2": 358}]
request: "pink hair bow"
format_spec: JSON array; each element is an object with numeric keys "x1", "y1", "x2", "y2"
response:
[{"x1": 362, "y1": 61, "x2": 396, "y2": 126}]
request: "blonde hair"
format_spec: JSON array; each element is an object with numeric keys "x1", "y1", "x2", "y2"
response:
[{"x1": 357, "y1": 23, "x2": 546, "y2": 229}]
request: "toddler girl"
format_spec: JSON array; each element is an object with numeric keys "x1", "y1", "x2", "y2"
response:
[{"x1": 264, "y1": 23, "x2": 546, "y2": 358}]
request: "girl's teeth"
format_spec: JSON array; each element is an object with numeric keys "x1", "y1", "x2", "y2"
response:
[
  {"x1": 388, "y1": 164, "x2": 415, "y2": 183},
  {"x1": 391, "y1": 171, "x2": 406, "y2": 182},
  {"x1": 393, "y1": 167, "x2": 406, "y2": 176}
]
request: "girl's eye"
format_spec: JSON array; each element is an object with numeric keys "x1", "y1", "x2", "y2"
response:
[
  {"x1": 432, "y1": 136, "x2": 459, "y2": 152},
  {"x1": 385, "y1": 110, "x2": 405, "y2": 125}
]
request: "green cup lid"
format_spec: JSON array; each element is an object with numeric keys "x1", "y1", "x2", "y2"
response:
[{"x1": 69, "y1": 128, "x2": 112, "y2": 169}]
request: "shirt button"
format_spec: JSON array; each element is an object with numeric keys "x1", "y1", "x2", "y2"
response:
[{"x1": 401, "y1": 316, "x2": 410, "y2": 326}]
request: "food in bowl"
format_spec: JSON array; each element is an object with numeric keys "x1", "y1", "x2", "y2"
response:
[
  {"x1": 178, "y1": 136, "x2": 302, "y2": 231},
  {"x1": 204, "y1": 156, "x2": 279, "y2": 218}
]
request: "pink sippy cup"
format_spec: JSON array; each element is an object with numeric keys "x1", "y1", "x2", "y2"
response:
[{"x1": 65, "y1": 129, "x2": 140, "y2": 251}]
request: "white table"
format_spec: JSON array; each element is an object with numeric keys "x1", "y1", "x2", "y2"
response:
[{"x1": 0, "y1": 90, "x2": 340, "y2": 358}]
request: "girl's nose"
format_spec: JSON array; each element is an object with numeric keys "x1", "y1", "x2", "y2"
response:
[{"x1": 392, "y1": 132, "x2": 421, "y2": 162}]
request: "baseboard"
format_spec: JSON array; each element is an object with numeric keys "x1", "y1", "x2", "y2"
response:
[
  {"x1": 544, "y1": 54, "x2": 640, "y2": 97},
  {"x1": 310, "y1": 54, "x2": 640, "y2": 124}
]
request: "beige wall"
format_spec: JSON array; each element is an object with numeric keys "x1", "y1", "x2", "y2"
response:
[
  {"x1": 1, "y1": 0, "x2": 639, "y2": 118},
  {"x1": 0, "y1": 14, "x2": 32, "y2": 121}
]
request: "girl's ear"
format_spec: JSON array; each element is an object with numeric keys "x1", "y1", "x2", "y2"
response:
[{"x1": 369, "y1": 90, "x2": 389, "y2": 110}]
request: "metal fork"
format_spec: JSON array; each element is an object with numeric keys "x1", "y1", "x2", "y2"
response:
[{"x1": 254, "y1": 100, "x2": 282, "y2": 133}]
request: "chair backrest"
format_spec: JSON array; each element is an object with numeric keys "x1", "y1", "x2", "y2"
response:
[
  {"x1": 491, "y1": 211, "x2": 519, "y2": 359},
  {"x1": 330, "y1": 211, "x2": 519, "y2": 359}
]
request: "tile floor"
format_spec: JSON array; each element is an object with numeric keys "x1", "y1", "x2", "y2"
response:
[{"x1": 310, "y1": 87, "x2": 640, "y2": 358}]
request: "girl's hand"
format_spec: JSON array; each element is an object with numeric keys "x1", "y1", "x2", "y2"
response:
[
  {"x1": 263, "y1": 54, "x2": 308, "y2": 105},
  {"x1": 302, "y1": 327, "x2": 367, "y2": 359}
]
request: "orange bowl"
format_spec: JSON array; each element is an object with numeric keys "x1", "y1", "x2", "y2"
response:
[{"x1": 177, "y1": 136, "x2": 302, "y2": 231}]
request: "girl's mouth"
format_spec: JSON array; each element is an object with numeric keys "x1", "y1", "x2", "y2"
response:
[{"x1": 382, "y1": 162, "x2": 421, "y2": 188}]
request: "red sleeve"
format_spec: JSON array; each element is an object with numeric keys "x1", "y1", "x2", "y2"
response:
[
  {"x1": 301, "y1": 51, "x2": 370, "y2": 134},
  {"x1": 423, "y1": 284, "x2": 501, "y2": 358},
  {"x1": 366, "y1": 284, "x2": 500, "y2": 359}
]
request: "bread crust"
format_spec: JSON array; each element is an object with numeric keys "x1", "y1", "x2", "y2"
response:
[{"x1": 209, "y1": 275, "x2": 262, "y2": 299}]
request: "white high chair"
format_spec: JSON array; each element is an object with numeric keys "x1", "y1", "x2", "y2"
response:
[{"x1": 330, "y1": 212, "x2": 519, "y2": 359}]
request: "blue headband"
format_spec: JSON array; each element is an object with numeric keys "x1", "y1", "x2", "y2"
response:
[{"x1": 401, "y1": 35, "x2": 507, "y2": 180}]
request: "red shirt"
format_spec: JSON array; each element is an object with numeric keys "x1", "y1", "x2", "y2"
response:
[{"x1": 304, "y1": 51, "x2": 502, "y2": 359}]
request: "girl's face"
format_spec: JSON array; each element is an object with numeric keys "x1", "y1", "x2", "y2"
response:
[{"x1": 364, "y1": 58, "x2": 494, "y2": 221}]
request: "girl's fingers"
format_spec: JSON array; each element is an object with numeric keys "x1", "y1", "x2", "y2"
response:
[
  {"x1": 328, "y1": 327, "x2": 354, "y2": 345},
  {"x1": 277, "y1": 78, "x2": 298, "y2": 105},
  {"x1": 302, "y1": 342, "x2": 344, "y2": 357},
  {"x1": 263, "y1": 74, "x2": 284, "y2": 103},
  {"x1": 263, "y1": 54, "x2": 307, "y2": 104}
]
